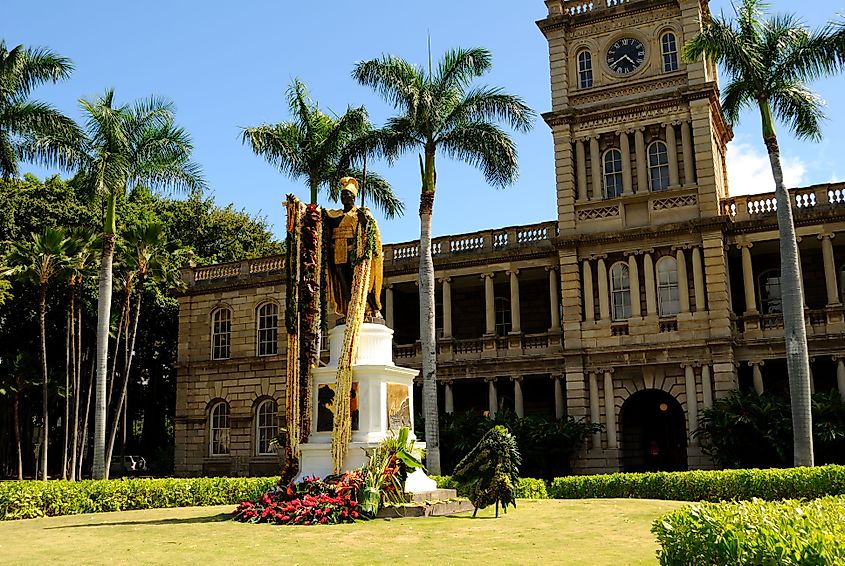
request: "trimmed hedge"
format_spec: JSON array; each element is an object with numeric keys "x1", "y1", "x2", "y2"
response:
[
  {"x1": 0, "y1": 477, "x2": 278, "y2": 520},
  {"x1": 549, "y1": 465, "x2": 845, "y2": 502},
  {"x1": 432, "y1": 475, "x2": 548, "y2": 499},
  {"x1": 652, "y1": 496, "x2": 845, "y2": 565}
]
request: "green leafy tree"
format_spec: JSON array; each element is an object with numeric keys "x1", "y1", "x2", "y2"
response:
[
  {"x1": 684, "y1": 0, "x2": 845, "y2": 467},
  {"x1": 77, "y1": 89, "x2": 204, "y2": 479},
  {"x1": 353, "y1": 47, "x2": 535, "y2": 473},
  {"x1": 0, "y1": 41, "x2": 81, "y2": 179},
  {"x1": 4, "y1": 227, "x2": 70, "y2": 479},
  {"x1": 242, "y1": 78, "x2": 403, "y2": 217}
]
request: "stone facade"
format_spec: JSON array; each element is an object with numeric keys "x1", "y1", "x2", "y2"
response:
[{"x1": 174, "y1": 0, "x2": 845, "y2": 476}]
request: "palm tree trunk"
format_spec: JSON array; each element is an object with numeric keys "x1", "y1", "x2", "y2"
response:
[
  {"x1": 78, "y1": 358, "x2": 93, "y2": 479},
  {"x1": 419, "y1": 147, "x2": 441, "y2": 475},
  {"x1": 70, "y1": 296, "x2": 81, "y2": 480},
  {"x1": 93, "y1": 190, "x2": 118, "y2": 478},
  {"x1": 765, "y1": 132, "x2": 814, "y2": 467},
  {"x1": 105, "y1": 286, "x2": 142, "y2": 478},
  {"x1": 63, "y1": 294, "x2": 71, "y2": 480},
  {"x1": 38, "y1": 283, "x2": 49, "y2": 481},
  {"x1": 14, "y1": 392, "x2": 22, "y2": 480},
  {"x1": 108, "y1": 290, "x2": 129, "y2": 409},
  {"x1": 310, "y1": 179, "x2": 318, "y2": 205}
]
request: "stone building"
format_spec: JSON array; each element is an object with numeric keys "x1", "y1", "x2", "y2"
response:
[{"x1": 174, "y1": 0, "x2": 845, "y2": 477}]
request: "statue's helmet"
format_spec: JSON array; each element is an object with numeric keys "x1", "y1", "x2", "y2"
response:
[{"x1": 339, "y1": 176, "x2": 359, "y2": 197}]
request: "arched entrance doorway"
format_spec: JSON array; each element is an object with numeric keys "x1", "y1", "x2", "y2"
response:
[{"x1": 620, "y1": 389, "x2": 687, "y2": 472}]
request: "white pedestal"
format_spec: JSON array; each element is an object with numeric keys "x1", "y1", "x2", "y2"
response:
[{"x1": 297, "y1": 323, "x2": 420, "y2": 480}]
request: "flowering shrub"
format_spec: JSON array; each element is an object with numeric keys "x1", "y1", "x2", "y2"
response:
[{"x1": 233, "y1": 471, "x2": 365, "y2": 525}]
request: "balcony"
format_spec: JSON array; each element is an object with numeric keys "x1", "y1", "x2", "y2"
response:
[
  {"x1": 736, "y1": 306, "x2": 845, "y2": 339},
  {"x1": 182, "y1": 255, "x2": 285, "y2": 288},
  {"x1": 393, "y1": 330, "x2": 563, "y2": 365},
  {"x1": 383, "y1": 221, "x2": 558, "y2": 266},
  {"x1": 722, "y1": 183, "x2": 845, "y2": 223}
]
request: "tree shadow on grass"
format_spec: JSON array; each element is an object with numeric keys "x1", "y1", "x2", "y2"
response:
[{"x1": 45, "y1": 512, "x2": 234, "y2": 529}]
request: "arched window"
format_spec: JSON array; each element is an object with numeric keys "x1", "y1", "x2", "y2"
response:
[
  {"x1": 495, "y1": 297, "x2": 512, "y2": 336},
  {"x1": 577, "y1": 50, "x2": 593, "y2": 89},
  {"x1": 656, "y1": 257, "x2": 680, "y2": 317},
  {"x1": 209, "y1": 401, "x2": 230, "y2": 456},
  {"x1": 661, "y1": 32, "x2": 679, "y2": 72},
  {"x1": 603, "y1": 149, "x2": 624, "y2": 198},
  {"x1": 610, "y1": 262, "x2": 632, "y2": 321},
  {"x1": 648, "y1": 141, "x2": 670, "y2": 192},
  {"x1": 758, "y1": 269, "x2": 782, "y2": 314},
  {"x1": 255, "y1": 399, "x2": 278, "y2": 455},
  {"x1": 211, "y1": 308, "x2": 232, "y2": 360},
  {"x1": 256, "y1": 302, "x2": 278, "y2": 356}
]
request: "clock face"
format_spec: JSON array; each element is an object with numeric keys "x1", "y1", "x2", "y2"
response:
[{"x1": 606, "y1": 38, "x2": 646, "y2": 75}]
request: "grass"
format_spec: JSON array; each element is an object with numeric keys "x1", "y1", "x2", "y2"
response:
[{"x1": 0, "y1": 499, "x2": 685, "y2": 565}]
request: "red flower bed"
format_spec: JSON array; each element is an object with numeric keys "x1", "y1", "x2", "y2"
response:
[{"x1": 233, "y1": 472, "x2": 364, "y2": 525}]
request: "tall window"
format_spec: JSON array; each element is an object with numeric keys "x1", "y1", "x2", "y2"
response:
[
  {"x1": 648, "y1": 141, "x2": 670, "y2": 191},
  {"x1": 657, "y1": 257, "x2": 680, "y2": 317},
  {"x1": 578, "y1": 50, "x2": 593, "y2": 89},
  {"x1": 257, "y1": 302, "x2": 278, "y2": 356},
  {"x1": 209, "y1": 401, "x2": 230, "y2": 456},
  {"x1": 759, "y1": 270, "x2": 782, "y2": 314},
  {"x1": 495, "y1": 297, "x2": 512, "y2": 336},
  {"x1": 610, "y1": 262, "x2": 632, "y2": 321},
  {"x1": 255, "y1": 399, "x2": 278, "y2": 455},
  {"x1": 661, "y1": 32, "x2": 679, "y2": 72},
  {"x1": 211, "y1": 308, "x2": 232, "y2": 360},
  {"x1": 604, "y1": 149, "x2": 624, "y2": 198}
]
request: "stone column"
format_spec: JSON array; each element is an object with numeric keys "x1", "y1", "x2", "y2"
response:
[
  {"x1": 576, "y1": 139, "x2": 588, "y2": 201},
  {"x1": 837, "y1": 358, "x2": 845, "y2": 402},
  {"x1": 597, "y1": 257, "x2": 610, "y2": 321},
  {"x1": 508, "y1": 269, "x2": 521, "y2": 334},
  {"x1": 483, "y1": 273, "x2": 495, "y2": 335},
  {"x1": 619, "y1": 130, "x2": 633, "y2": 195},
  {"x1": 692, "y1": 247, "x2": 706, "y2": 312},
  {"x1": 628, "y1": 253, "x2": 641, "y2": 317},
  {"x1": 681, "y1": 121, "x2": 695, "y2": 186},
  {"x1": 548, "y1": 267, "x2": 562, "y2": 330},
  {"x1": 603, "y1": 370, "x2": 618, "y2": 449},
  {"x1": 676, "y1": 247, "x2": 690, "y2": 314},
  {"x1": 634, "y1": 128, "x2": 648, "y2": 193},
  {"x1": 444, "y1": 381, "x2": 454, "y2": 414},
  {"x1": 739, "y1": 243, "x2": 758, "y2": 314},
  {"x1": 684, "y1": 364, "x2": 698, "y2": 443},
  {"x1": 590, "y1": 136, "x2": 603, "y2": 200},
  {"x1": 643, "y1": 251, "x2": 657, "y2": 316},
  {"x1": 440, "y1": 277, "x2": 452, "y2": 339},
  {"x1": 487, "y1": 378, "x2": 498, "y2": 418},
  {"x1": 582, "y1": 260, "x2": 595, "y2": 322},
  {"x1": 589, "y1": 371, "x2": 601, "y2": 449},
  {"x1": 513, "y1": 376, "x2": 524, "y2": 418},
  {"x1": 554, "y1": 375, "x2": 565, "y2": 420},
  {"x1": 385, "y1": 284, "x2": 394, "y2": 329},
  {"x1": 820, "y1": 234, "x2": 841, "y2": 306},
  {"x1": 752, "y1": 362, "x2": 764, "y2": 394},
  {"x1": 665, "y1": 122, "x2": 680, "y2": 188},
  {"x1": 701, "y1": 364, "x2": 713, "y2": 408}
]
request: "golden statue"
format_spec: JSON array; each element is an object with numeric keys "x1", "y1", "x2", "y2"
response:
[{"x1": 324, "y1": 177, "x2": 383, "y2": 319}]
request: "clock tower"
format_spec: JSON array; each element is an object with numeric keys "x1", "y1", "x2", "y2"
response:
[{"x1": 537, "y1": 0, "x2": 736, "y2": 473}]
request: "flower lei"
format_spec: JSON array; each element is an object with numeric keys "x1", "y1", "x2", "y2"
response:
[{"x1": 284, "y1": 196, "x2": 304, "y2": 472}]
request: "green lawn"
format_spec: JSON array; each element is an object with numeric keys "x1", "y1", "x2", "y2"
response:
[{"x1": 0, "y1": 499, "x2": 685, "y2": 565}]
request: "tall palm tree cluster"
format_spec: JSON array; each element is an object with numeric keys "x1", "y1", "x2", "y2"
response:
[{"x1": 1, "y1": 0, "x2": 844, "y2": 480}]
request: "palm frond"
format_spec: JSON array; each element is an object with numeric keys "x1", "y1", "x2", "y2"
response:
[
  {"x1": 337, "y1": 167, "x2": 404, "y2": 219},
  {"x1": 769, "y1": 83, "x2": 826, "y2": 141},
  {"x1": 434, "y1": 47, "x2": 493, "y2": 93},
  {"x1": 241, "y1": 123, "x2": 305, "y2": 178},
  {"x1": 720, "y1": 78, "x2": 756, "y2": 127},
  {"x1": 441, "y1": 86, "x2": 535, "y2": 135},
  {"x1": 439, "y1": 122, "x2": 519, "y2": 188},
  {"x1": 771, "y1": 18, "x2": 845, "y2": 84},
  {"x1": 682, "y1": 10, "x2": 765, "y2": 85},
  {"x1": 352, "y1": 55, "x2": 424, "y2": 113}
]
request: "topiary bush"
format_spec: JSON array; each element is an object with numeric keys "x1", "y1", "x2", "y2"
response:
[
  {"x1": 452, "y1": 425, "x2": 521, "y2": 517},
  {"x1": 431, "y1": 475, "x2": 548, "y2": 499},
  {"x1": 549, "y1": 465, "x2": 845, "y2": 502},
  {"x1": 652, "y1": 496, "x2": 845, "y2": 565},
  {"x1": 0, "y1": 477, "x2": 278, "y2": 520}
]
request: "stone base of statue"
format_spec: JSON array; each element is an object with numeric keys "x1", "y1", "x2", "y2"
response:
[{"x1": 296, "y1": 323, "x2": 422, "y2": 480}]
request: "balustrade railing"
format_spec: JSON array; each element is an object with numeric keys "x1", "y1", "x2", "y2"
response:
[
  {"x1": 722, "y1": 183, "x2": 845, "y2": 222},
  {"x1": 546, "y1": 0, "x2": 631, "y2": 16},
  {"x1": 191, "y1": 255, "x2": 286, "y2": 284}
]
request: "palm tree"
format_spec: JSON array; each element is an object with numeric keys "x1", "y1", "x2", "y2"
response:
[
  {"x1": 684, "y1": 0, "x2": 845, "y2": 467},
  {"x1": 0, "y1": 352, "x2": 38, "y2": 480},
  {"x1": 353, "y1": 47, "x2": 535, "y2": 474},
  {"x1": 104, "y1": 221, "x2": 179, "y2": 478},
  {"x1": 0, "y1": 41, "x2": 82, "y2": 179},
  {"x1": 4, "y1": 227, "x2": 71, "y2": 479},
  {"x1": 242, "y1": 78, "x2": 403, "y2": 217},
  {"x1": 78, "y1": 90, "x2": 204, "y2": 479}
]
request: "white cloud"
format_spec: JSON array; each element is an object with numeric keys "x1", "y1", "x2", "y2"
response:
[{"x1": 726, "y1": 142, "x2": 806, "y2": 195}]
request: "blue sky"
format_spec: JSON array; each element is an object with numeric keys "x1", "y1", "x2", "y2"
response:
[{"x1": 6, "y1": 0, "x2": 845, "y2": 245}]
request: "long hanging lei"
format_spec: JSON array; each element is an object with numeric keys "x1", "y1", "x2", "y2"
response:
[{"x1": 284, "y1": 196, "x2": 304, "y2": 475}]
